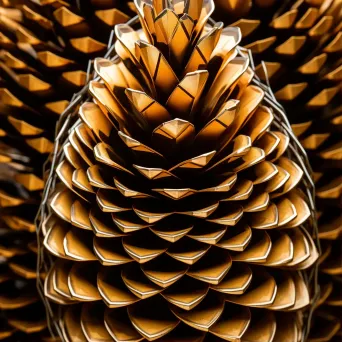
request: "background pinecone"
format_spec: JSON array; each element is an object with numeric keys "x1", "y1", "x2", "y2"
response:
[
  {"x1": 0, "y1": 1, "x2": 133, "y2": 340},
  {"x1": 39, "y1": 1, "x2": 319, "y2": 341},
  {"x1": 212, "y1": 1, "x2": 342, "y2": 341}
]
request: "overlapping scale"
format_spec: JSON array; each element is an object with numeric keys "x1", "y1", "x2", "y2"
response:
[
  {"x1": 0, "y1": 160, "x2": 55, "y2": 341},
  {"x1": 39, "y1": 1, "x2": 318, "y2": 341},
  {"x1": 212, "y1": 1, "x2": 342, "y2": 340},
  {"x1": 0, "y1": 0, "x2": 133, "y2": 340}
]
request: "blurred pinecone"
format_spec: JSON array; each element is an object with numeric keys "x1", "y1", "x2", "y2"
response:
[
  {"x1": 212, "y1": 1, "x2": 342, "y2": 341},
  {"x1": 0, "y1": 1, "x2": 134, "y2": 340},
  {"x1": 41, "y1": 1, "x2": 319, "y2": 341}
]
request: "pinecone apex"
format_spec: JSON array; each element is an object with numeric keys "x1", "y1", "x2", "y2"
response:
[{"x1": 90, "y1": 0, "x2": 249, "y2": 162}]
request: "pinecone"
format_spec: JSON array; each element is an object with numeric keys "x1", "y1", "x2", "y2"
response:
[
  {"x1": 0, "y1": 1, "x2": 133, "y2": 340},
  {"x1": 212, "y1": 1, "x2": 342, "y2": 341},
  {"x1": 41, "y1": 1, "x2": 318, "y2": 341}
]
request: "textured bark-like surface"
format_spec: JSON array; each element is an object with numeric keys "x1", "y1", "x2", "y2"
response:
[{"x1": 38, "y1": 1, "x2": 319, "y2": 341}]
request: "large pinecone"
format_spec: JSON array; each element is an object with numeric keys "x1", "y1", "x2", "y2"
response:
[
  {"x1": 212, "y1": 1, "x2": 342, "y2": 341},
  {"x1": 41, "y1": 0, "x2": 319, "y2": 341},
  {"x1": 0, "y1": 1, "x2": 133, "y2": 340}
]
